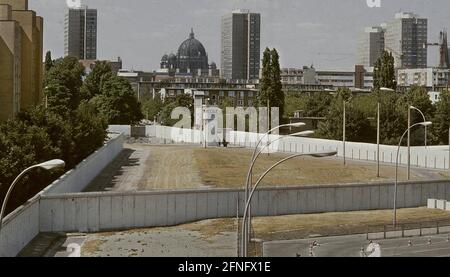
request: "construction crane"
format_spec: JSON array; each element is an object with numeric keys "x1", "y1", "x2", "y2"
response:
[{"x1": 423, "y1": 30, "x2": 449, "y2": 68}]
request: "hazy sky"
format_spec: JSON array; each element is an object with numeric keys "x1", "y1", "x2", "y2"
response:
[{"x1": 30, "y1": 0, "x2": 450, "y2": 71}]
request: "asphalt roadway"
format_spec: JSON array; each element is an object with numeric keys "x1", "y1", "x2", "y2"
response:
[{"x1": 263, "y1": 233, "x2": 450, "y2": 257}]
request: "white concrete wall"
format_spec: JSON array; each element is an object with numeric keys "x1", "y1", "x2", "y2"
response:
[
  {"x1": 142, "y1": 125, "x2": 450, "y2": 170},
  {"x1": 108, "y1": 125, "x2": 131, "y2": 136},
  {"x1": 2, "y1": 179, "x2": 449, "y2": 256},
  {"x1": 0, "y1": 196, "x2": 40, "y2": 257},
  {"x1": 43, "y1": 134, "x2": 124, "y2": 195},
  {"x1": 0, "y1": 135, "x2": 125, "y2": 257},
  {"x1": 39, "y1": 180, "x2": 450, "y2": 233}
]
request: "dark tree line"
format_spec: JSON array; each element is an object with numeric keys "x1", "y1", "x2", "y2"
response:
[{"x1": 0, "y1": 56, "x2": 143, "y2": 214}]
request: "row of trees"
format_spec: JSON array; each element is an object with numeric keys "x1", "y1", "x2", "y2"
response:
[
  {"x1": 310, "y1": 86, "x2": 446, "y2": 145},
  {"x1": 0, "y1": 54, "x2": 143, "y2": 213},
  {"x1": 285, "y1": 50, "x2": 450, "y2": 146},
  {"x1": 259, "y1": 48, "x2": 285, "y2": 119}
]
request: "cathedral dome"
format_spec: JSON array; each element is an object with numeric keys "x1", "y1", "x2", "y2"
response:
[
  {"x1": 168, "y1": 53, "x2": 177, "y2": 63},
  {"x1": 177, "y1": 29, "x2": 207, "y2": 59}
]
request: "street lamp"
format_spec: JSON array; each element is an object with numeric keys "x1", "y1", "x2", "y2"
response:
[
  {"x1": 240, "y1": 151, "x2": 337, "y2": 257},
  {"x1": 245, "y1": 122, "x2": 307, "y2": 198},
  {"x1": 393, "y1": 122, "x2": 432, "y2": 227},
  {"x1": 406, "y1": 106, "x2": 428, "y2": 181},
  {"x1": 240, "y1": 123, "x2": 308, "y2": 256},
  {"x1": 380, "y1": 87, "x2": 395, "y2": 92},
  {"x1": 0, "y1": 159, "x2": 65, "y2": 254}
]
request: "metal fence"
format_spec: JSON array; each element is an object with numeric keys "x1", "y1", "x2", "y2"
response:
[{"x1": 367, "y1": 219, "x2": 450, "y2": 240}]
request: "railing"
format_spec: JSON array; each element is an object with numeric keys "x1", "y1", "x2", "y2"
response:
[{"x1": 367, "y1": 219, "x2": 450, "y2": 240}]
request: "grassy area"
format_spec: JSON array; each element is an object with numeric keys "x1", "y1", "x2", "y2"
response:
[
  {"x1": 183, "y1": 207, "x2": 450, "y2": 242},
  {"x1": 192, "y1": 147, "x2": 421, "y2": 188}
]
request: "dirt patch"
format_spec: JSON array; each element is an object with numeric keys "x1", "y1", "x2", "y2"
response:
[
  {"x1": 183, "y1": 219, "x2": 238, "y2": 241},
  {"x1": 81, "y1": 239, "x2": 107, "y2": 256},
  {"x1": 85, "y1": 144, "x2": 446, "y2": 192},
  {"x1": 250, "y1": 208, "x2": 450, "y2": 241},
  {"x1": 139, "y1": 145, "x2": 205, "y2": 190},
  {"x1": 193, "y1": 147, "x2": 423, "y2": 188}
]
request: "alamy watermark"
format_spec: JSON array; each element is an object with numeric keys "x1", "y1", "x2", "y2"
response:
[
  {"x1": 167, "y1": 106, "x2": 290, "y2": 152},
  {"x1": 66, "y1": 0, "x2": 82, "y2": 8},
  {"x1": 366, "y1": 0, "x2": 381, "y2": 8}
]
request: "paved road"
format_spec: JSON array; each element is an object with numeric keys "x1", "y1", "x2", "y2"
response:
[{"x1": 263, "y1": 233, "x2": 450, "y2": 257}]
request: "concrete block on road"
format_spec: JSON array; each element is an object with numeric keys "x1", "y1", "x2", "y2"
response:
[
  {"x1": 428, "y1": 199, "x2": 437, "y2": 209},
  {"x1": 436, "y1": 200, "x2": 446, "y2": 211}
]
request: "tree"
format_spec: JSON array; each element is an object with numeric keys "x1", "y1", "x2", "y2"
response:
[
  {"x1": 259, "y1": 48, "x2": 285, "y2": 120},
  {"x1": 431, "y1": 92, "x2": 450, "y2": 144},
  {"x1": 81, "y1": 61, "x2": 113, "y2": 100},
  {"x1": 317, "y1": 89, "x2": 374, "y2": 142},
  {"x1": 142, "y1": 94, "x2": 163, "y2": 121},
  {"x1": 259, "y1": 48, "x2": 272, "y2": 107},
  {"x1": 69, "y1": 102, "x2": 108, "y2": 167},
  {"x1": 378, "y1": 92, "x2": 406, "y2": 145},
  {"x1": 92, "y1": 75, "x2": 143, "y2": 125},
  {"x1": 270, "y1": 49, "x2": 284, "y2": 118},
  {"x1": 44, "y1": 51, "x2": 54, "y2": 72},
  {"x1": 374, "y1": 51, "x2": 397, "y2": 91},
  {"x1": 395, "y1": 86, "x2": 434, "y2": 146},
  {"x1": 44, "y1": 84, "x2": 72, "y2": 116},
  {"x1": 160, "y1": 94, "x2": 194, "y2": 126},
  {"x1": 44, "y1": 56, "x2": 85, "y2": 113}
]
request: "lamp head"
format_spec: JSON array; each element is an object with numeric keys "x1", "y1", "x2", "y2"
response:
[
  {"x1": 308, "y1": 151, "x2": 338, "y2": 158},
  {"x1": 380, "y1": 87, "x2": 395, "y2": 92},
  {"x1": 292, "y1": 131, "x2": 315, "y2": 137},
  {"x1": 288, "y1": 122, "x2": 306, "y2": 128},
  {"x1": 37, "y1": 159, "x2": 65, "y2": 171},
  {"x1": 419, "y1": 121, "x2": 432, "y2": 127}
]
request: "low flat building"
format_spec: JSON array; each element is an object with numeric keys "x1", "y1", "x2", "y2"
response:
[
  {"x1": 80, "y1": 57, "x2": 123, "y2": 75},
  {"x1": 397, "y1": 68, "x2": 450, "y2": 88},
  {"x1": 281, "y1": 65, "x2": 374, "y2": 89}
]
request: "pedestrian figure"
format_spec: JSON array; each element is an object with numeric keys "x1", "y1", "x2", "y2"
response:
[
  {"x1": 360, "y1": 247, "x2": 366, "y2": 257},
  {"x1": 428, "y1": 237, "x2": 432, "y2": 245},
  {"x1": 312, "y1": 240, "x2": 319, "y2": 247},
  {"x1": 408, "y1": 240, "x2": 412, "y2": 247},
  {"x1": 447, "y1": 236, "x2": 450, "y2": 243}
]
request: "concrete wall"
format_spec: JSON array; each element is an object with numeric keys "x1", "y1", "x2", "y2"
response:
[
  {"x1": 39, "y1": 180, "x2": 450, "y2": 233},
  {"x1": 0, "y1": 134, "x2": 124, "y2": 256},
  {"x1": 43, "y1": 134, "x2": 124, "y2": 195},
  {"x1": 138, "y1": 125, "x2": 450, "y2": 170},
  {"x1": 0, "y1": 195, "x2": 40, "y2": 257},
  {"x1": 2, "y1": 179, "x2": 449, "y2": 256},
  {"x1": 108, "y1": 125, "x2": 131, "y2": 136}
]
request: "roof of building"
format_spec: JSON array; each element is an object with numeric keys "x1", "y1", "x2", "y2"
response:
[{"x1": 177, "y1": 28, "x2": 207, "y2": 59}]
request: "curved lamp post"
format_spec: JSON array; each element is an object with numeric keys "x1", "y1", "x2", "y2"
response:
[
  {"x1": 241, "y1": 123, "x2": 307, "y2": 255},
  {"x1": 241, "y1": 151, "x2": 337, "y2": 257},
  {"x1": 241, "y1": 130, "x2": 314, "y2": 255},
  {"x1": 0, "y1": 159, "x2": 65, "y2": 248},
  {"x1": 410, "y1": 106, "x2": 428, "y2": 147},
  {"x1": 245, "y1": 123, "x2": 307, "y2": 198},
  {"x1": 393, "y1": 122, "x2": 432, "y2": 227},
  {"x1": 406, "y1": 106, "x2": 428, "y2": 181}
]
